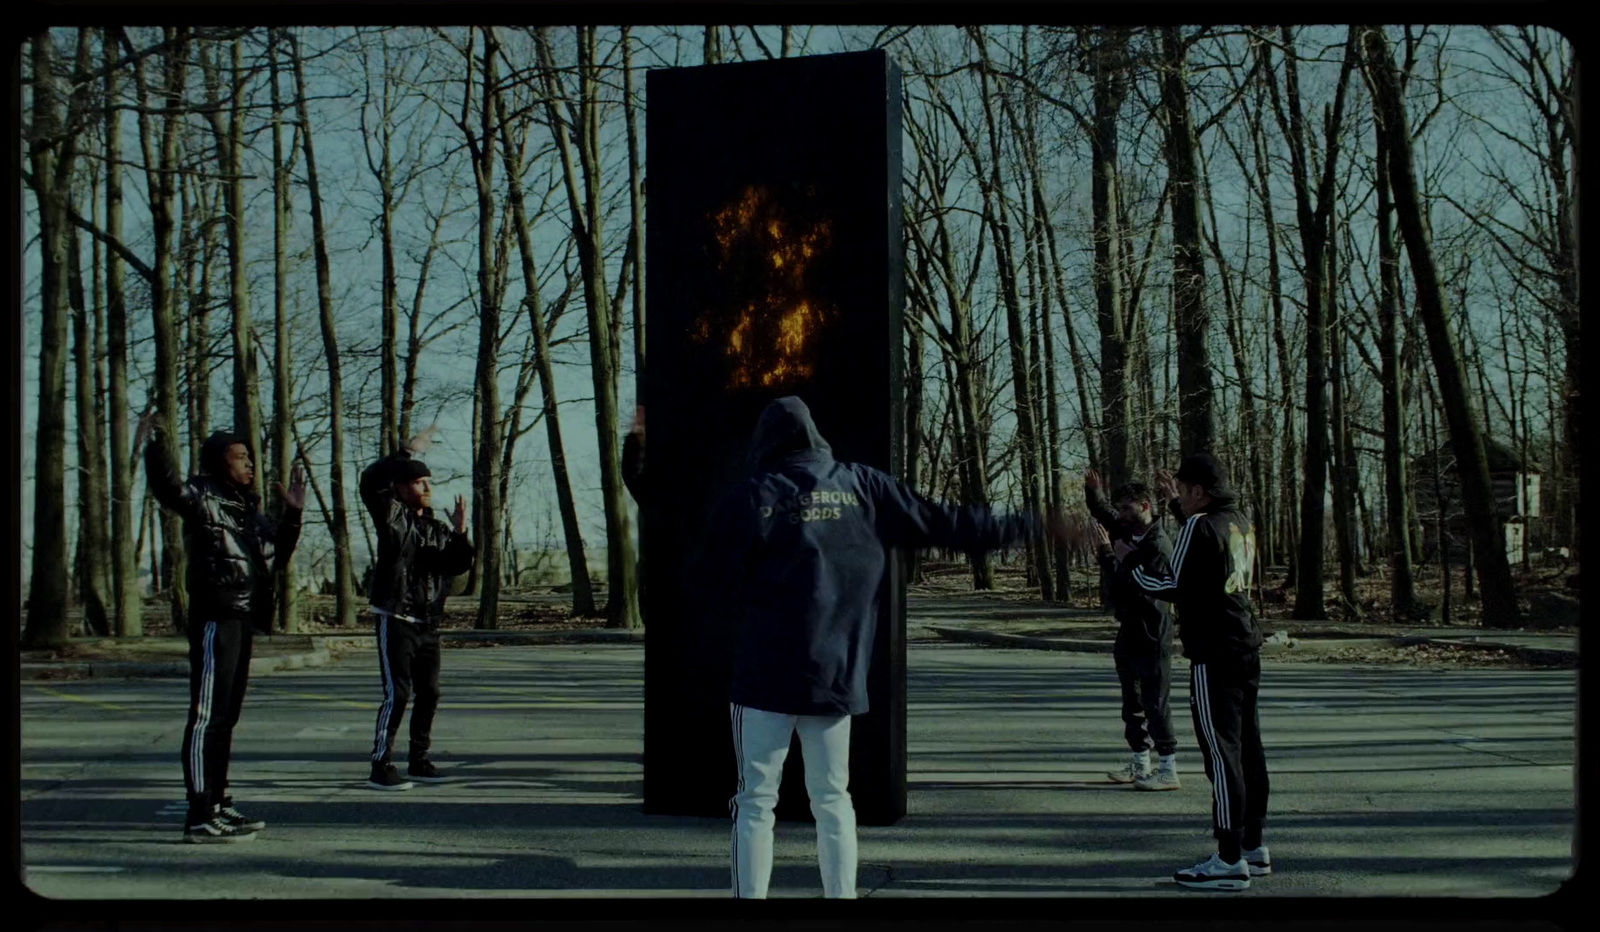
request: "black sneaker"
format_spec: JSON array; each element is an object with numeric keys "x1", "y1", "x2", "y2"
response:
[
  {"x1": 367, "y1": 762, "x2": 414, "y2": 791},
  {"x1": 183, "y1": 816, "x2": 257, "y2": 844},
  {"x1": 215, "y1": 802, "x2": 266, "y2": 832},
  {"x1": 407, "y1": 759, "x2": 449, "y2": 783}
]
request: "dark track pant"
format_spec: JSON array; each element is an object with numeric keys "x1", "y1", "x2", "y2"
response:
[
  {"x1": 1115, "y1": 651, "x2": 1177, "y2": 756},
  {"x1": 1189, "y1": 654, "x2": 1270, "y2": 862},
  {"x1": 370, "y1": 616, "x2": 441, "y2": 765},
  {"x1": 181, "y1": 619, "x2": 254, "y2": 820}
]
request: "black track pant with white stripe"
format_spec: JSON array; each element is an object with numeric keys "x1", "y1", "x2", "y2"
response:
[
  {"x1": 1188, "y1": 653, "x2": 1269, "y2": 862},
  {"x1": 181, "y1": 619, "x2": 254, "y2": 820},
  {"x1": 370, "y1": 616, "x2": 442, "y2": 764}
]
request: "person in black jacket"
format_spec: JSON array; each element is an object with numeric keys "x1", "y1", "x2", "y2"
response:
[
  {"x1": 1088, "y1": 480, "x2": 1180, "y2": 790},
  {"x1": 358, "y1": 425, "x2": 474, "y2": 791},
  {"x1": 1127, "y1": 452, "x2": 1269, "y2": 891},
  {"x1": 698, "y1": 396, "x2": 1055, "y2": 898},
  {"x1": 137, "y1": 407, "x2": 304, "y2": 844}
]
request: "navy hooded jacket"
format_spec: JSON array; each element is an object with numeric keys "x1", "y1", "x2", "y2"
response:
[{"x1": 697, "y1": 397, "x2": 1034, "y2": 717}]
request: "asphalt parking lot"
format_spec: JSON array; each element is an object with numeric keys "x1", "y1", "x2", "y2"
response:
[{"x1": 19, "y1": 642, "x2": 1576, "y2": 898}]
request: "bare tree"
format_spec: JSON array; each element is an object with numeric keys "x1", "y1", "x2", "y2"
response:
[
  {"x1": 535, "y1": 26, "x2": 639, "y2": 628},
  {"x1": 492, "y1": 56, "x2": 596, "y2": 616},
  {"x1": 1360, "y1": 25, "x2": 1521, "y2": 628},
  {"x1": 1158, "y1": 26, "x2": 1216, "y2": 456},
  {"x1": 289, "y1": 27, "x2": 358, "y2": 627},
  {"x1": 69, "y1": 202, "x2": 111, "y2": 635},
  {"x1": 129, "y1": 25, "x2": 194, "y2": 631},
  {"x1": 102, "y1": 27, "x2": 141, "y2": 636},
  {"x1": 1264, "y1": 27, "x2": 1357, "y2": 620},
  {"x1": 269, "y1": 26, "x2": 301, "y2": 631}
]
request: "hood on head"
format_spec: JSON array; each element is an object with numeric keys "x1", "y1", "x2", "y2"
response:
[
  {"x1": 749, "y1": 396, "x2": 832, "y2": 471},
  {"x1": 200, "y1": 430, "x2": 251, "y2": 483}
]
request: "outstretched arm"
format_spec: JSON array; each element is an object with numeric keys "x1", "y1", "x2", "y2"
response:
[{"x1": 862, "y1": 466, "x2": 1034, "y2": 553}]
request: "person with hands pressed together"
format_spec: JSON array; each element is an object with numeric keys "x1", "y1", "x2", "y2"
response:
[
  {"x1": 1090, "y1": 478, "x2": 1181, "y2": 791},
  {"x1": 359, "y1": 423, "x2": 474, "y2": 791},
  {"x1": 1128, "y1": 453, "x2": 1269, "y2": 891},
  {"x1": 138, "y1": 405, "x2": 305, "y2": 844}
]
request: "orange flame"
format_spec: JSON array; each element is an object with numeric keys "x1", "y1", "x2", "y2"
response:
[{"x1": 695, "y1": 185, "x2": 833, "y2": 390}]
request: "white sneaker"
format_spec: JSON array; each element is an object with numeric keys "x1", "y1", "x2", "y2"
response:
[
  {"x1": 1242, "y1": 845, "x2": 1271, "y2": 876},
  {"x1": 1174, "y1": 852, "x2": 1251, "y2": 891},
  {"x1": 1108, "y1": 759, "x2": 1153, "y2": 784},
  {"x1": 1134, "y1": 768, "x2": 1180, "y2": 791}
]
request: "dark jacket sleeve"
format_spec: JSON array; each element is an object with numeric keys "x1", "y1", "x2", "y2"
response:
[
  {"x1": 1130, "y1": 514, "x2": 1212, "y2": 603},
  {"x1": 144, "y1": 437, "x2": 203, "y2": 521},
  {"x1": 621, "y1": 430, "x2": 645, "y2": 504},
  {"x1": 860, "y1": 466, "x2": 1033, "y2": 553},
  {"x1": 1085, "y1": 480, "x2": 1119, "y2": 529},
  {"x1": 360, "y1": 450, "x2": 413, "y2": 548}
]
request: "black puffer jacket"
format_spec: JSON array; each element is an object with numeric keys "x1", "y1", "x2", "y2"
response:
[
  {"x1": 145, "y1": 431, "x2": 302, "y2": 633},
  {"x1": 359, "y1": 450, "x2": 474, "y2": 625}
]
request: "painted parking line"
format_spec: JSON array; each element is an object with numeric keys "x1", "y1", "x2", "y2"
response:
[
  {"x1": 27, "y1": 866, "x2": 128, "y2": 874},
  {"x1": 26, "y1": 687, "x2": 131, "y2": 712}
]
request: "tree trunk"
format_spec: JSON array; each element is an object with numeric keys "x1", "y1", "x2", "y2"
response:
[
  {"x1": 290, "y1": 28, "x2": 358, "y2": 628},
  {"x1": 69, "y1": 211, "x2": 111, "y2": 636},
  {"x1": 270, "y1": 27, "x2": 299, "y2": 633},
  {"x1": 1269, "y1": 28, "x2": 1356, "y2": 620},
  {"x1": 623, "y1": 27, "x2": 646, "y2": 402},
  {"x1": 537, "y1": 27, "x2": 639, "y2": 629},
  {"x1": 89, "y1": 169, "x2": 114, "y2": 623},
  {"x1": 970, "y1": 31, "x2": 1051, "y2": 599},
  {"x1": 1089, "y1": 27, "x2": 1133, "y2": 486},
  {"x1": 103, "y1": 28, "x2": 141, "y2": 637},
  {"x1": 132, "y1": 26, "x2": 192, "y2": 634},
  {"x1": 1159, "y1": 27, "x2": 1215, "y2": 456},
  {"x1": 1326, "y1": 212, "x2": 1360, "y2": 613},
  {"x1": 468, "y1": 26, "x2": 504, "y2": 629},
  {"x1": 1360, "y1": 25, "x2": 1520, "y2": 628},
  {"x1": 494, "y1": 88, "x2": 596, "y2": 618},
  {"x1": 226, "y1": 40, "x2": 264, "y2": 495}
]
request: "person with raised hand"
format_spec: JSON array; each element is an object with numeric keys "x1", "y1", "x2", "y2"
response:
[
  {"x1": 1126, "y1": 452, "x2": 1270, "y2": 891},
  {"x1": 138, "y1": 405, "x2": 304, "y2": 844},
  {"x1": 358, "y1": 422, "x2": 474, "y2": 791}
]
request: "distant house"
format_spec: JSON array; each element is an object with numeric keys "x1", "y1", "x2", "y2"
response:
[{"x1": 1410, "y1": 437, "x2": 1540, "y2": 563}]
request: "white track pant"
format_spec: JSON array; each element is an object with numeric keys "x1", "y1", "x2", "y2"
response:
[{"x1": 729, "y1": 703, "x2": 858, "y2": 898}]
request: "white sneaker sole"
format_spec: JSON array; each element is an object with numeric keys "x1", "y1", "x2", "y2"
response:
[
  {"x1": 366, "y1": 780, "x2": 415, "y2": 791},
  {"x1": 1134, "y1": 780, "x2": 1180, "y2": 791},
  {"x1": 1175, "y1": 875, "x2": 1250, "y2": 891},
  {"x1": 1248, "y1": 863, "x2": 1271, "y2": 876},
  {"x1": 1107, "y1": 772, "x2": 1149, "y2": 784}
]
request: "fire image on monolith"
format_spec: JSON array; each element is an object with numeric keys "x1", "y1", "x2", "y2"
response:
[{"x1": 643, "y1": 49, "x2": 906, "y2": 825}]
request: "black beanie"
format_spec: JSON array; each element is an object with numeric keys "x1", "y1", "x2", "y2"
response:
[
  {"x1": 1175, "y1": 452, "x2": 1231, "y2": 496},
  {"x1": 393, "y1": 457, "x2": 431, "y2": 482}
]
